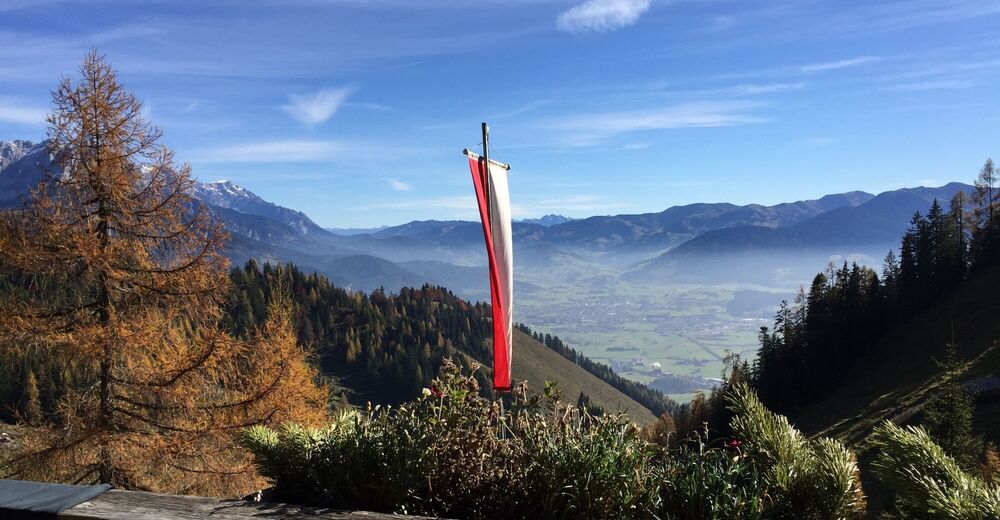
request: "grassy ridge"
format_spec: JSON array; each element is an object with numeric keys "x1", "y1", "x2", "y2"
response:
[{"x1": 509, "y1": 328, "x2": 658, "y2": 424}]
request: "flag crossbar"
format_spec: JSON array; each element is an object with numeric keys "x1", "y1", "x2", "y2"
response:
[{"x1": 462, "y1": 149, "x2": 511, "y2": 171}]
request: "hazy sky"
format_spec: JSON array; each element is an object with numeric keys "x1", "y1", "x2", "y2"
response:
[{"x1": 2, "y1": 0, "x2": 999, "y2": 227}]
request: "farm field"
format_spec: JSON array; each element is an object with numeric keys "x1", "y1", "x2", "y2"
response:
[{"x1": 515, "y1": 266, "x2": 794, "y2": 400}]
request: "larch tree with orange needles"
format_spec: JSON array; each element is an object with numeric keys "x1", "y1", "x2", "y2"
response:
[{"x1": 0, "y1": 51, "x2": 328, "y2": 495}]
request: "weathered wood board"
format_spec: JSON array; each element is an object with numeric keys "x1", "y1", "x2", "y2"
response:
[{"x1": 60, "y1": 489, "x2": 439, "y2": 520}]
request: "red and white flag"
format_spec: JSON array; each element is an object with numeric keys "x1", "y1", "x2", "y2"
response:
[{"x1": 467, "y1": 153, "x2": 513, "y2": 391}]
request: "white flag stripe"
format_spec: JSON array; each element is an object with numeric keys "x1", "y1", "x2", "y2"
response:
[{"x1": 488, "y1": 162, "x2": 514, "y2": 376}]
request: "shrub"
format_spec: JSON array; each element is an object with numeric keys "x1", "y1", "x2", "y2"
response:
[
  {"x1": 726, "y1": 383, "x2": 867, "y2": 519},
  {"x1": 658, "y1": 428, "x2": 767, "y2": 520},
  {"x1": 243, "y1": 361, "x2": 869, "y2": 519},
  {"x1": 870, "y1": 421, "x2": 1000, "y2": 519},
  {"x1": 242, "y1": 359, "x2": 662, "y2": 518}
]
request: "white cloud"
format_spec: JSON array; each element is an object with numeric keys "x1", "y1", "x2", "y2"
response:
[
  {"x1": 884, "y1": 79, "x2": 975, "y2": 91},
  {"x1": 557, "y1": 0, "x2": 651, "y2": 34},
  {"x1": 194, "y1": 140, "x2": 355, "y2": 163},
  {"x1": 193, "y1": 138, "x2": 429, "y2": 165},
  {"x1": 0, "y1": 100, "x2": 47, "y2": 125},
  {"x1": 359, "y1": 196, "x2": 474, "y2": 211},
  {"x1": 544, "y1": 101, "x2": 764, "y2": 145},
  {"x1": 386, "y1": 178, "x2": 413, "y2": 191},
  {"x1": 346, "y1": 101, "x2": 391, "y2": 111},
  {"x1": 801, "y1": 56, "x2": 880, "y2": 73},
  {"x1": 281, "y1": 86, "x2": 355, "y2": 126},
  {"x1": 731, "y1": 82, "x2": 805, "y2": 95},
  {"x1": 865, "y1": 0, "x2": 1000, "y2": 31},
  {"x1": 512, "y1": 194, "x2": 623, "y2": 217}
]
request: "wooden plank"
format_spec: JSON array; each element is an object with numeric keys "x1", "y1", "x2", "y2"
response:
[{"x1": 60, "y1": 489, "x2": 438, "y2": 520}]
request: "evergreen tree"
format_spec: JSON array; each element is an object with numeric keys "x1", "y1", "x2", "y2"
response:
[
  {"x1": 881, "y1": 250, "x2": 900, "y2": 303},
  {"x1": 899, "y1": 214, "x2": 922, "y2": 304},
  {"x1": 921, "y1": 342, "x2": 983, "y2": 471},
  {"x1": 972, "y1": 158, "x2": 997, "y2": 266},
  {"x1": 945, "y1": 191, "x2": 969, "y2": 285}
]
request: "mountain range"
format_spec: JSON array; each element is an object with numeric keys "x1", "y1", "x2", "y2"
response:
[{"x1": 0, "y1": 139, "x2": 972, "y2": 293}]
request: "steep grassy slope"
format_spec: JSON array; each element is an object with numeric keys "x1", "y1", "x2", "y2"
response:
[
  {"x1": 789, "y1": 266, "x2": 1000, "y2": 444},
  {"x1": 509, "y1": 328, "x2": 658, "y2": 424}
]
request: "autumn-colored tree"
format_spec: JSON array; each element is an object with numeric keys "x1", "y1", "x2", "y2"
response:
[{"x1": 0, "y1": 52, "x2": 327, "y2": 495}]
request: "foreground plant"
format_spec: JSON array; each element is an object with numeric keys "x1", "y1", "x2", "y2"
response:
[
  {"x1": 870, "y1": 421, "x2": 1000, "y2": 519},
  {"x1": 244, "y1": 361, "x2": 874, "y2": 519},
  {"x1": 726, "y1": 383, "x2": 867, "y2": 519},
  {"x1": 243, "y1": 359, "x2": 662, "y2": 518}
]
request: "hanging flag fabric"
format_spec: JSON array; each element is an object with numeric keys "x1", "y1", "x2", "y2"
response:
[{"x1": 467, "y1": 154, "x2": 513, "y2": 391}]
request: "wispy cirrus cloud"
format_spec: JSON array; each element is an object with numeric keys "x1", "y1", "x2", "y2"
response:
[
  {"x1": 193, "y1": 139, "x2": 357, "y2": 163},
  {"x1": 710, "y1": 15, "x2": 737, "y2": 31},
  {"x1": 801, "y1": 56, "x2": 881, "y2": 73},
  {"x1": 0, "y1": 100, "x2": 47, "y2": 125},
  {"x1": 513, "y1": 194, "x2": 624, "y2": 217},
  {"x1": 386, "y1": 178, "x2": 413, "y2": 191},
  {"x1": 542, "y1": 100, "x2": 765, "y2": 145},
  {"x1": 557, "y1": 0, "x2": 651, "y2": 34},
  {"x1": 865, "y1": 0, "x2": 1000, "y2": 31},
  {"x1": 282, "y1": 86, "x2": 355, "y2": 126},
  {"x1": 730, "y1": 82, "x2": 805, "y2": 95},
  {"x1": 884, "y1": 79, "x2": 975, "y2": 91},
  {"x1": 192, "y1": 138, "x2": 428, "y2": 164},
  {"x1": 357, "y1": 196, "x2": 474, "y2": 212}
]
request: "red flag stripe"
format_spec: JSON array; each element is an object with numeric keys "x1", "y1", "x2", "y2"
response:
[{"x1": 468, "y1": 157, "x2": 512, "y2": 391}]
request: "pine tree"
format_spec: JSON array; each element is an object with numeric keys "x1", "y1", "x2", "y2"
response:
[
  {"x1": 927, "y1": 199, "x2": 946, "y2": 294},
  {"x1": 946, "y1": 191, "x2": 969, "y2": 284},
  {"x1": 899, "y1": 216, "x2": 921, "y2": 303},
  {"x1": 0, "y1": 52, "x2": 327, "y2": 493},
  {"x1": 921, "y1": 342, "x2": 983, "y2": 470},
  {"x1": 973, "y1": 158, "x2": 997, "y2": 265},
  {"x1": 882, "y1": 250, "x2": 900, "y2": 298}
]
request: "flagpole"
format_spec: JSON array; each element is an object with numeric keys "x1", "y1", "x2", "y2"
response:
[{"x1": 482, "y1": 122, "x2": 491, "y2": 223}]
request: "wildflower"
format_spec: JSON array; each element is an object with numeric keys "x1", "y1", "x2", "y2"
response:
[
  {"x1": 431, "y1": 386, "x2": 443, "y2": 398},
  {"x1": 421, "y1": 388, "x2": 432, "y2": 397},
  {"x1": 728, "y1": 439, "x2": 742, "y2": 448}
]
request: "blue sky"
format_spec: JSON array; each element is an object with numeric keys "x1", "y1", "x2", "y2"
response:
[{"x1": 2, "y1": 0, "x2": 1000, "y2": 227}]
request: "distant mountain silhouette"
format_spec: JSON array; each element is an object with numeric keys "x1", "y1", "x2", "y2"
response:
[
  {"x1": 517, "y1": 214, "x2": 574, "y2": 226},
  {"x1": 0, "y1": 138, "x2": 974, "y2": 296},
  {"x1": 632, "y1": 183, "x2": 974, "y2": 285}
]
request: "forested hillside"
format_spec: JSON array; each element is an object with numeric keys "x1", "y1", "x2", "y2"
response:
[
  {"x1": 742, "y1": 162, "x2": 1000, "y2": 512},
  {"x1": 222, "y1": 261, "x2": 669, "y2": 422},
  {"x1": 751, "y1": 176, "x2": 997, "y2": 409},
  {"x1": 1, "y1": 256, "x2": 669, "y2": 425}
]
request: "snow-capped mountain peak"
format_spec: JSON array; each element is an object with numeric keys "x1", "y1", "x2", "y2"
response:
[
  {"x1": 0, "y1": 140, "x2": 45, "y2": 172},
  {"x1": 0, "y1": 140, "x2": 56, "y2": 205},
  {"x1": 192, "y1": 179, "x2": 267, "y2": 208},
  {"x1": 190, "y1": 178, "x2": 326, "y2": 236}
]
